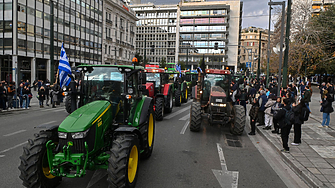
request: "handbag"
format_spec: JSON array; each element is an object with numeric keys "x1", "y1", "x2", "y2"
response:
[
  {"x1": 28, "y1": 94, "x2": 32, "y2": 98},
  {"x1": 320, "y1": 106, "x2": 323, "y2": 112}
]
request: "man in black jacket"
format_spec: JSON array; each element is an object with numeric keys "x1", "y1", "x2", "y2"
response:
[{"x1": 274, "y1": 98, "x2": 292, "y2": 153}]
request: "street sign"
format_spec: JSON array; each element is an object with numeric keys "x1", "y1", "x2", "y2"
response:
[{"x1": 246, "y1": 62, "x2": 251, "y2": 68}]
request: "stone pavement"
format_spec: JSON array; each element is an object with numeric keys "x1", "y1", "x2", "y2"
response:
[{"x1": 253, "y1": 86, "x2": 335, "y2": 188}]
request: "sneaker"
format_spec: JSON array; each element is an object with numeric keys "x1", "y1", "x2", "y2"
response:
[
  {"x1": 291, "y1": 143, "x2": 300, "y2": 146},
  {"x1": 248, "y1": 132, "x2": 255, "y2": 135},
  {"x1": 271, "y1": 130, "x2": 278, "y2": 133},
  {"x1": 23, "y1": 107, "x2": 26, "y2": 109},
  {"x1": 318, "y1": 126, "x2": 325, "y2": 128},
  {"x1": 326, "y1": 126, "x2": 330, "y2": 128},
  {"x1": 281, "y1": 149, "x2": 290, "y2": 153},
  {"x1": 27, "y1": 107, "x2": 29, "y2": 109}
]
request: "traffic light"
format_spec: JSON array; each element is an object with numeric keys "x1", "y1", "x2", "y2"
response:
[
  {"x1": 214, "y1": 42, "x2": 218, "y2": 50},
  {"x1": 150, "y1": 45, "x2": 155, "y2": 52}
]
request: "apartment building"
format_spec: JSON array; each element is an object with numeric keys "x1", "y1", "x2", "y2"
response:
[
  {"x1": 130, "y1": 3, "x2": 178, "y2": 65},
  {"x1": 312, "y1": 0, "x2": 334, "y2": 16}
]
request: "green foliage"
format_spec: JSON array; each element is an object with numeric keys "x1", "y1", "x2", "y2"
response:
[{"x1": 179, "y1": 61, "x2": 186, "y2": 70}]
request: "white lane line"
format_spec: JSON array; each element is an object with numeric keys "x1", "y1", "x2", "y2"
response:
[
  {"x1": 0, "y1": 141, "x2": 27, "y2": 154},
  {"x1": 42, "y1": 121, "x2": 57, "y2": 125},
  {"x1": 165, "y1": 106, "x2": 191, "y2": 120},
  {"x1": 180, "y1": 120, "x2": 190, "y2": 134},
  {"x1": 3, "y1": 130, "x2": 26, "y2": 137},
  {"x1": 179, "y1": 113, "x2": 190, "y2": 121},
  {"x1": 0, "y1": 155, "x2": 5, "y2": 158},
  {"x1": 53, "y1": 109, "x2": 65, "y2": 112}
]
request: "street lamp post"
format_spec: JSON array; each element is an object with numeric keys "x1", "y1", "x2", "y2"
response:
[
  {"x1": 257, "y1": 31, "x2": 262, "y2": 82},
  {"x1": 50, "y1": 0, "x2": 54, "y2": 83},
  {"x1": 266, "y1": 1, "x2": 272, "y2": 87},
  {"x1": 282, "y1": 0, "x2": 292, "y2": 87}
]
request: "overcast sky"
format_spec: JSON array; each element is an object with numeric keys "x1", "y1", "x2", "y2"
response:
[{"x1": 140, "y1": 0, "x2": 273, "y2": 30}]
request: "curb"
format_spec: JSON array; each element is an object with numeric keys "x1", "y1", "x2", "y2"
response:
[
  {"x1": 255, "y1": 126, "x2": 325, "y2": 188},
  {"x1": 310, "y1": 114, "x2": 334, "y2": 131}
]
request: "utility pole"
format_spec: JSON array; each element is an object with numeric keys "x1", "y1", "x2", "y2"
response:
[
  {"x1": 50, "y1": 1, "x2": 54, "y2": 83},
  {"x1": 257, "y1": 31, "x2": 262, "y2": 81},
  {"x1": 266, "y1": 0, "x2": 272, "y2": 88},
  {"x1": 186, "y1": 46, "x2": 188, "y2": 69},
  {"x1": 144, "y1": 38, "x2": 146, "y2": 68},
  {"x1": 282, "y1": 0, "x2": 292, "y2": 87}
]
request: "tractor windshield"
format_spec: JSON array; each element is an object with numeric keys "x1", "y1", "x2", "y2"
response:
[
  {"x1": 83, "y1": 67, "x2": 124, "y2": 103},
  {"x1": 204, "y1": 74, "x2": 230, "y2": 93},
  {"x1": 146, "y1": 73, "x2": 160, "y2": 88}
]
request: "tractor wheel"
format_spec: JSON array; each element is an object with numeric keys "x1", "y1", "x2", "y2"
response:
[
  {"x1": 141, "y1": 104, "x2": 155, "y2": 159},
  {"x1": 108, "y1": 134, "x2": 140, "y2": 188},
  {"x1": 165, "y1": 92, "x2": 173, "y2": 113},
  {"x1": 65, "y1": 96, "x2": 71, "y2": 114},
  {"x1": 175, "y1": 90, "x2": 182, "y2": 107},
  {"x1": 190, "y1": 102, "x2": 202, "y2": 132},
  {"x1": 18, "y1": 131, "x2": 61, "y2": 188},
  {"x1": 155, "y1": 97, "x2": 164, "y2": 121},
  {"x1": 182, "y1": 89, "x2": 188, "y2": 103},
  {"x1": 230, "y1": 105, "x2": 246, "y2": 135}
]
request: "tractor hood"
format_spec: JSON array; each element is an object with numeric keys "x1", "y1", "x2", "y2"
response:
[
  {"x1": 58, "y1": 100, "x2": 111, "y2": 132},
  {"x1": 210, "y1": 86, "x2": 227, "y2": 97}
]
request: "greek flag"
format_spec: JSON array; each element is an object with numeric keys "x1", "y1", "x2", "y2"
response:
[
  {"x1": 176, "y1": 64, "x2": 182, "y2": 77},
  {"x1": 58, "y1": 43, "x2": 71, "y2": 88}
]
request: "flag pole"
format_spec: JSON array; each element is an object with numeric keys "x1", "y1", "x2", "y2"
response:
[{"x1": 55, "y1": 69, "x2": 59, "y2": 84}]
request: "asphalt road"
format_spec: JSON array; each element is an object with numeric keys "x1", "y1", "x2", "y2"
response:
[{"x1": 0, "y1": 100, "x2": 306, "y2": 188}]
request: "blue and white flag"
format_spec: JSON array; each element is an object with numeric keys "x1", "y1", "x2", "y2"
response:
[
  {"x1": 176, "y1": 64, "x2": 182, "y2": 77},
  {"x1": 58, "y1": 43, "x2": 71, "y2": 88}
]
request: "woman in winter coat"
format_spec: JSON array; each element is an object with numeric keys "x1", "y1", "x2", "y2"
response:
[
  {"x1": 320, "y1": 94, "x2": 334, "y2": 128},
  {"x1": 263, "y1": 94, "x2": 277, "y2": 130},
  {"x1": 291, "y1": 101, "x2": 306, "y2": 145},
  {"x1": 273, "y1": 98, "x2": 292, "y2": 153},
  {"x1": 271, "y1": 97, "x2": 283, "y2": 134},
  {"x1": 38, "y1": 86, "x2": 46, "y2": 108},
  {"x1": 51, "y1": 85, "x2": 59, "y2": 108},
  {"x1": 248, "y1": 98, "x2": 259, "y2": 135}
]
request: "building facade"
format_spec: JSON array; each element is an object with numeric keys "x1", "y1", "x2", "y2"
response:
[
  {"x1": 130, "y1": 3, "x2": 178, "y2": 65},
  {"x1": 177, "y1": 0, "x2": 242, "y2": 70},
  {"x1": 312, "y1": 0, "x2": 334, "y2": 16},
  {"x1": 103, "y1": 0, "x2": 137, "y2": 65},
  {"x1": 240, "y1": 26, "x2": 269, "y2": 73}
]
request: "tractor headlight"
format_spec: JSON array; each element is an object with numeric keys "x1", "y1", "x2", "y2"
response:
[
  {"x1": 211, "y1": 103, "x2": 226, "y2": 107},
  {"x1": 128, "y1": 88, "x2": 133, "y2": 94},
  {"x1": 200, "y1": 90, "x2": 203, "y2": 94},
  {"x1": 219, "y1": 104, "x2": 226, "y2": 107},
  {"x1": 58, "y1": 132, "x2": 67, "y2": 139},
  {"x1": 187, "y1": 86, "x2": 190, "y2": 88},
  {"x1": 71, "y1": 129, "x2": 90, "y2": 139}
]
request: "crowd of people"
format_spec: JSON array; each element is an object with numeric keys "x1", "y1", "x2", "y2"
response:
[
  {"x1": 0, "y1": 79, "x2": 62, "y2": 111},
  {"x1": 232, "y1": 76, "x2": 334, "y2": 153}
]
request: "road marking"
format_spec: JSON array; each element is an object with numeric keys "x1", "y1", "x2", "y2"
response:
[
  {"x1": 212, "y1": 143, "x2": 239, "y2": 188},
  {"x1": 53, "y1": 109, "x2": 65, "y2": 112},
  {"x1": 0, "y1": 141, "x2": 27, "y2": 154},
  {"x1": 180, "y1": 120, "x2": 190, "y2": 134},
  {"x1": 0, "y1": 155, "x2": 5, "y2": 158},
  {"x1": 165, "y1": 106, "x2": 191, "y2": 119},
  {"x1": 3, "y1": 130, "x2": 26, "y2": 137},
  {"x1": 179, "y1": 113, "x2": 190, "y2": 121},
  {"x1": 42, "y1": 121, "x2": 57, "y2": 125}
]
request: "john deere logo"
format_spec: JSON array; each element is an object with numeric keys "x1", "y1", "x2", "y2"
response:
[{"x1": 68, "y1": 141, "x2": 73, "y2": 146}]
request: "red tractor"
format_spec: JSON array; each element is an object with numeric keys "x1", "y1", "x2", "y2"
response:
[{"x1": 190, "y1": 69, "x2": 246, "y2": 135}]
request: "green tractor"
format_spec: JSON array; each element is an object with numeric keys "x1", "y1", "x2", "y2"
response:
[
  {"x1": 18, "y1": 65, "x2": 155, "y2": 188},
  {"x1": 190, "y1": 69, "x2": 246, "y2": 135},
  {"x1": 182, "y1": 70, "x2": 198, "y2": 100}
]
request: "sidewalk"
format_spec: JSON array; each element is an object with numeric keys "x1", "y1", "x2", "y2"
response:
[{"x1": 253, "y1": 87, "x2": 335, "y2": 188}]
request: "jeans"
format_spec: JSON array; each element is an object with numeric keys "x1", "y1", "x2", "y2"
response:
[
  {"x1": 39, "y1": 100, "x2": 44, "y2": 106},
  {"x1": 22, "y1": 94, "x2": 30, "y2": 108},
  {"x1": 322, "y1": 113, "x2": 330, "y2": 126},
  {"x1": 305, "y1": 103, "x2": 311, "y2": 112},
  {"x1": 7, "y1": 96, "x2": 13, "y2": 109},
  {"x1": 19, "y1": 96, "x2": 23, "y2": 108}
]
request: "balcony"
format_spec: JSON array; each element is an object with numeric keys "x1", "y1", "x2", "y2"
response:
[{"x1": 106, "y1": 20, "x2": 113, "y2": 25}]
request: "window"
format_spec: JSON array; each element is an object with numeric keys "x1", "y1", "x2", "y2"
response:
[
  {"x1": 4, "y1": 21, "x2": 13, "y2": 32},
  {"x1": 44, "y1": 13, "x2": 50, "y2": 20},
  {"x1": 18, "y1": 39, "x2": 27, "y2": 50},
  {"x1": 36, "y1": 43, "x2": 42, "y2": 53},
  {"x1": 0, "y1": 3, "x2": 3, "y2": 11},
  {"x1": 18, "y1": 22, "x2": 26, "y2": 34},
  {"x1": 4, "y1": 3, "x2": 12, "y2": 10},
  {"x1": 44, "y1": 28, "x2": 50, "y2": 38},
  {"x1": 18, "y1": 4, "x2": 26, "y2": 12},
  {"x1": 36, "y1": 10, "x2": 42, "y2": 18},
  {"x1": 0, "y1": 21, "x2": 3, "y2": 32},
  {"x1": 27, "y1": 7, "x2": 34, "y2": 16},
  {"x1": 4, "y1": 38, "x2": 13, "y2": 49},
  {"x1": 44, "y1": 44, "x2": 50, "y2": 54},
  {"x1": 27, "y1": 24, "x2": 34, "y2": 36},
  {"x1": 27, "y1": 41, "x2": 34, "y2": 52}
]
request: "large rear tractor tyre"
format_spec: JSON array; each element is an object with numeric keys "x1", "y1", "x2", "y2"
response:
[
  {"x1": 141, "y1": 104, "x2": 155, "y2": 159},
  {"x1": 18, "y1": 131, "x2": 61, "y2": 188},
  {"x1": 190, "y1": 102, "x2": 202, "y2": 132},
  {"x1": 175, "y1": 90, "x2": 182, "y2": 107},
  {"x1": 230, "y1": 105, "x2": 246, "y2": 135},
  {"x1": 108, "y1": 134, "x2": 140, "y2": 188},
  {"x1": 155, "y1": 97, "x2": 164, "y2": 121},
  {"x1": 65, "y1": 97, "x2": 71, "y2": 114},
  {"x1": 164, "y1": 92, "x2": 173, "y2": 113},
  {"x1": 182, "y1": 89, "x2": 188, "y2": 103}
]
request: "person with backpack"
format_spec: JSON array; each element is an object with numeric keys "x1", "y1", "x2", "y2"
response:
[
  {"x1": 273, "y1": 98, "x2": 294, "y2": 153},
  {"x1": 291, "y1": 101, "x2": 309, "y2": 146},
  {"x1": 320, "y1": 94, "x2": 334, "y2": 128},
  {"x1": 248, "y1": 98, "x2": 259, "y2": 135}
]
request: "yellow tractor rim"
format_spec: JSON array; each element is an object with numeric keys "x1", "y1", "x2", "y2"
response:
[
  {"x1": 148, "y1": 113, "x2": 154, "y2": 147},
  {"x1": 128, "y1": 145, "x2": 139, "y2": 183},
  {"x1": 180, "y1": 95, "x2": 182, "y2": 103},
  {"x1": 42, "y1": 152, "x2": 55, "y2": 179},
  {"x1": 185, "y1": 89, "x2": 188, "y2": 100}
]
